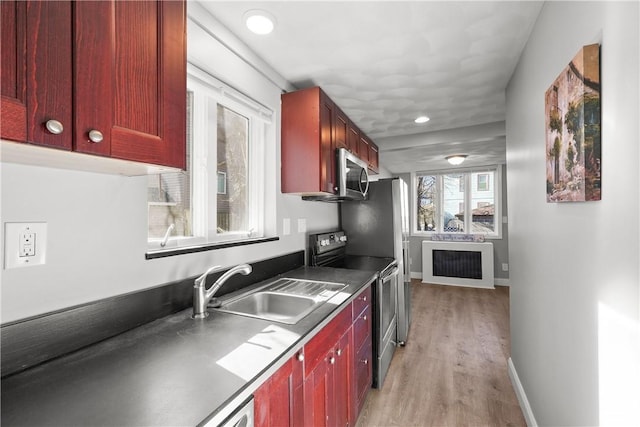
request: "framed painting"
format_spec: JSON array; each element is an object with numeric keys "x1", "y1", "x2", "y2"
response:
[{"x1": 545, "y1": 43, "x2": 601, "y2": 202}]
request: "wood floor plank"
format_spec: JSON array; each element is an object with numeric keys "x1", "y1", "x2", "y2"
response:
[{"x1": 356, "y1": 281, "x2": 525, "y2": 427}]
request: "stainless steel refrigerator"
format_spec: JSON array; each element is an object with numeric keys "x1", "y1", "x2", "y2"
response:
[{"x1": 340, "y1": 177, "x2": 412, "y2": 345}]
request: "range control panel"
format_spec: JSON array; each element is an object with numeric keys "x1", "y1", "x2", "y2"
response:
[{"x1": 309, "y1": 230, "x2": 347, "y2": 254}]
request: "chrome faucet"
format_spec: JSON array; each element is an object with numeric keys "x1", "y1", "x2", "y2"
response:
[{"x1": 192, "y1": 264, "x2": 252, "y2": 319}]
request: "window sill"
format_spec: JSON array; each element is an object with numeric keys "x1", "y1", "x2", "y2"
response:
[{"x1": 145, "y1": 236, "x2": 279, "y2": 260}]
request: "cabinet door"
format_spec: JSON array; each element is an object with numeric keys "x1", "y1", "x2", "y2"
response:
[
  {"x1": 1, "y1": 0, "x2": 27, "y2": 141},
  {"x1": 368, "y1": 141, "x2": 379, "y2": 173},
  {"x1": 23, "y1": 1, "x2": 73, "y2": 149},
  {"x1": 334, "y1": 329, "x2": 353, "y2": 427},
  {"x1": 75, "y1": 0, "x2": 186, "y2": 168},
  {"x1": 304, "y1": 351, "x2": 334, "y2": 427},
  {"x1": 334, "y1": 107, "x2": 348, "y2": 151},
  {"x1": 254, "y1": 351, "x2": 305, "y2": 427},
  {"x1": 358, "y1": 134, "x2": 370, "y2": 165},
  {"x1": 354, "y1": 337, "x2": 373, "y2": 415},
  {"x1": 347, "y1": 121, "x2": 359, "y2": 154},
  {"x1": 319, "y1": 91, "x2": 336, "y2": 193}
]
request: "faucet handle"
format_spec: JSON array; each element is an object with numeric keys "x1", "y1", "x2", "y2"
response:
[{"x1": 195, "y1": 265, "x2": 222, "y2": 287}]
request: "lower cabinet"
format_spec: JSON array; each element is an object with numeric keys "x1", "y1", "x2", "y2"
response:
[
  {"x1": 255, "y1": 285, "x2": 372, "y2": 427},
  {"x1": 254, "y1": 350, "x2": 305, "y2": 427}
]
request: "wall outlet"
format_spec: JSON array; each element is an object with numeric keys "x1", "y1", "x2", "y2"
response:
[
  {"x1": 502, "y1": 263, "x2": 509, "y2": 272},
  {"x1": 20, "y1": 232, "x2": 36, "y2": 257},
  {"x1": 297, "y1": 218, "x2": 307, "y2": 233},
  {"x1": 4, "y1": 222, "x2": 47, "y2": 269},
  {"x1": 282, "y1": 218, "x2": 291, "y2": 236}
]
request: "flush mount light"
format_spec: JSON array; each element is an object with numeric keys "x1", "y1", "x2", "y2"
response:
[
  {"x1": 414, "y1": 116, "x2": 430, "y2": 124},
  {"x1": 446, "y1": 154, "x2": 467, "y2": 165},
  {"x1": 244, "y1": 10, "x2": 276, "y2": 35}
]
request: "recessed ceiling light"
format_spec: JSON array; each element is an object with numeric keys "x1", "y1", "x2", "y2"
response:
[
  {"x1": 414, "y1": 116, "x2": 430, "y2": 124},
  {"x1": 244, "y1": 10, "x2": 276, "y2": 35},
  {"x1": 446, "y1": 154, "x2": 467, "y2": 165}
]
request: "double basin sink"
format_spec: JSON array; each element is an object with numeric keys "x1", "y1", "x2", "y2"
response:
[{"x1": 212, "y1": 278, "x2": 346, "y2": 324}]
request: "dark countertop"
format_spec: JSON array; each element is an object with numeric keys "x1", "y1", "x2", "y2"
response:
[{"x1": 1, "y1": 267, "x2": 376, "y2": 427}]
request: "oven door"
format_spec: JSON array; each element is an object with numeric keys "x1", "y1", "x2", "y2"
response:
[{"x1": 374, "y1": 265, "x2": 398, "y2": 388}]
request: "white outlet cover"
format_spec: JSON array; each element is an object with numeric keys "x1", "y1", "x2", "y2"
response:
[
  {"x1": 4, "y1": 222, "x2": 47, "y2": 269},
  {"x1": 297, "y1": 218, "x2": 307, "y2": 233},
  {"x1": 282, "y1": 218, "x2": 291, "y2": 236}
]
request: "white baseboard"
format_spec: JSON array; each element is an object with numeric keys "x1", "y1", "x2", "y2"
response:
[
  {"x1": 495, "y1": 278, "x2": 510, "y2": 287},
  {"x1": 410, "y1": 271, "x2": 422, "y2": 280},
  {"x1": 508, "y1": 357, "x2": 538, "y2": 427}
]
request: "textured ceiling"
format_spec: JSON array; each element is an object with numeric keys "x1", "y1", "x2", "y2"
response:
[{"x1": 200, "y1": 1, "x2": 543, "y2": 172}]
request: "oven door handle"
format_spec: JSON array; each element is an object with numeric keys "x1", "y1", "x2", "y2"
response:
[{"x1": 381, "y1": 266, "x2": 399, "y2": 282}]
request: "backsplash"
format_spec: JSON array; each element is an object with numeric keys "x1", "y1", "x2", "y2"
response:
[{"x1": 1, "y1": 251, "x2": 305, "y2": 378}]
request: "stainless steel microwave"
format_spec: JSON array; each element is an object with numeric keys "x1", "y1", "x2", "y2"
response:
[
  {"x1": 336, "y1": 147, "x2": 369, "y2": 200},
  {"x1": 302, "y1": 148, "x2": 370, "y2": 202}
]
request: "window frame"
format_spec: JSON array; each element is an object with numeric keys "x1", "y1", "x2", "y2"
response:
[
  {"x1": 411, "y1": 166, "x2": 503, "y2": 239},
  {"x1": 147, "y1": 65, "x2": 272, "y2": 251}
]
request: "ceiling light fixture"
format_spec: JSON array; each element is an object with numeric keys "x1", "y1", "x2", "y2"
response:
[
  {"x1": 446, "y1": 154, "x2": 467, "y2": 165},
  {"x1": 244, "y1": 10, "x2": 276, "y2": 35},
  {"x1": 414, "y1": 115, "x2": 430, "y2": 124}
]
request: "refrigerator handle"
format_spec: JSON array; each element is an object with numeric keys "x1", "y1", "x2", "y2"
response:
[{"x1": 402, "y1": 240, "x2": 410, "y2": 279}]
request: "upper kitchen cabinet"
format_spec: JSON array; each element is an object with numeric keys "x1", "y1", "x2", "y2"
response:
[
  {"x1": 365, "y1": 136, "x2": 379, "y2": 174},
  {"x1": 281, "y1": 87, "x2": 378, "y2": 195},
  {"x1": 0, "y1": 0, "x2": 186, "y2": 170},
  {"x1": 281, "y1": 87, "x2": 336, "y2": 195}
]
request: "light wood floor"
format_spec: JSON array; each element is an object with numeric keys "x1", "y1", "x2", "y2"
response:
[{"x1": 356, "y1": 280, "x2": 525, "y2": 427}]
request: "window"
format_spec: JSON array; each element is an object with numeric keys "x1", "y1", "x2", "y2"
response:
[
  {"x1": 412, "y1": 167, "x2": 501, "y2": 238},
  {"x1": 147, "y1": 67, "x2": 271, "y2": 250},
  {"x1": 477, "y1": 173, "x2": 490, "y2": 191}
]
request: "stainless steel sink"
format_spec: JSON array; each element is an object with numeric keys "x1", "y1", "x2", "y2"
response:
[{"x1": 213, "y1": 278, "x2": 346, "y2": 324}]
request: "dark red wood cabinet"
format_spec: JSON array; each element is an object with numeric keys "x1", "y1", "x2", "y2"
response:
[
  {"x1": 255, "y1": 350, "x2": 305, "y2": 427},
  {"x1": 368, "y1": 142, "x2": 379, "y2": 174},
  {"x1": 281, "y1": 87, "x2": 336, "y2": 194},
  {"x1": 281, "y1": 87, "x2": 379, "y2": 195},
  {"x1": 0, "y1": 0, "x2": 186, "y2": 169},
  {"x1": 254, "y1": 285, "x2": 372, "y2": 427}
]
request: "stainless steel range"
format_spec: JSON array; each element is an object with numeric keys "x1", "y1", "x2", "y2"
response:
[{"x1": 308, "y1": 230, "x2": 398, "y2": 388}]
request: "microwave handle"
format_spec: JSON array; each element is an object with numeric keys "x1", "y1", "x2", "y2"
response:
[{"x1": 359, "y1": 167, "x2": 370, "y2": 196}]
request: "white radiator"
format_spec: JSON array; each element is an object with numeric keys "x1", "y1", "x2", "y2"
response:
[{"x1": 422, "y1": 241, "x2": 494, "y2": 289}]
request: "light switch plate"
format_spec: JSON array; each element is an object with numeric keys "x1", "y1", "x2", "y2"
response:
[{"x1": 4, "y1": 222, "x2": 47, "y2": 269}]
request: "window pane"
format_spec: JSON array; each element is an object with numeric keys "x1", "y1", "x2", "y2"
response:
[
  {"x1": 147, "y1": 91, "x2": 193, "y2": 239},
  {"x1": 217, "y1": 105, "x2": 248, "y2": 234},
  {"x1": 416, "y1": 175, "x2": 436, "y2": 231},
  {"x1": 471, "y1": 171, "x2": 495, "y2": 233},
  {"x1": 443, "y1": 174, "x2": 464, "y2": 232}
]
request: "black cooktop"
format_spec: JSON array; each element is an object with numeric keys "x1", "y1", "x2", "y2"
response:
[{"x1": 331, "y1": 255, "x2": 396, "y2": 275}]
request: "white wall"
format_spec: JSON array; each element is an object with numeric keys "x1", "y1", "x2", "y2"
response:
[
  {"x1": 0, "y1": 3, "x2": 339, "y2": 323},
  {"x1": 506, "y1": 2, "x2": 639, "y2": 426}
]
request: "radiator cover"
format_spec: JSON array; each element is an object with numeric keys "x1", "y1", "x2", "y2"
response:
[{"x1": 422, "y1": 241, "x2": 494, "y2": 288}]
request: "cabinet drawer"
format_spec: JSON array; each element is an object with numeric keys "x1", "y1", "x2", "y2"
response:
[
  {"x1": 304, "y1": 304, "x2": 351, "y2": 376},
  {"x1": 353, "y1": 303, "x2": 372, "y2": 351},
  {"x1": 352, "y1": 286, "x2": 371, "y2": 320},
  {"x1": 354, "y1": 336, "x2": 372, "y2": 409}
]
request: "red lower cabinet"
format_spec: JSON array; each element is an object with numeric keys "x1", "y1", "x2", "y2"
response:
[
  {"x1": 255, "y1": 350, "x2": 305, "y2": 427},
  {"x1": 254, "y1": 285, "x2": 372, "y2": 427}
]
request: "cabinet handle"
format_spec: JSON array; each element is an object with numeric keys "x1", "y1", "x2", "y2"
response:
[
  {"x1": 363, "y1": 315, "x2": 367, "y2": 321},
  {"x1": 361, "y1": 359, "x2": 368, "y2": 365},
  {"x1": 88, "y1": 130, "x2": 104, "y2": 143},
  {"x1": 363, "y1": 296, "x2": 367, "y2": 302},
  {"x1": 297, "y1": 353, "x2": 304, "y2": 362},
  {"x1": 336, "y1": 349, "x2": 342, "y2": 356},
  {"x1": 45, "y1": 120, "x2": 64, "y2": 135},
  {"x1": 329, "y1": 357, "x2": 335, "y2": 365}
]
